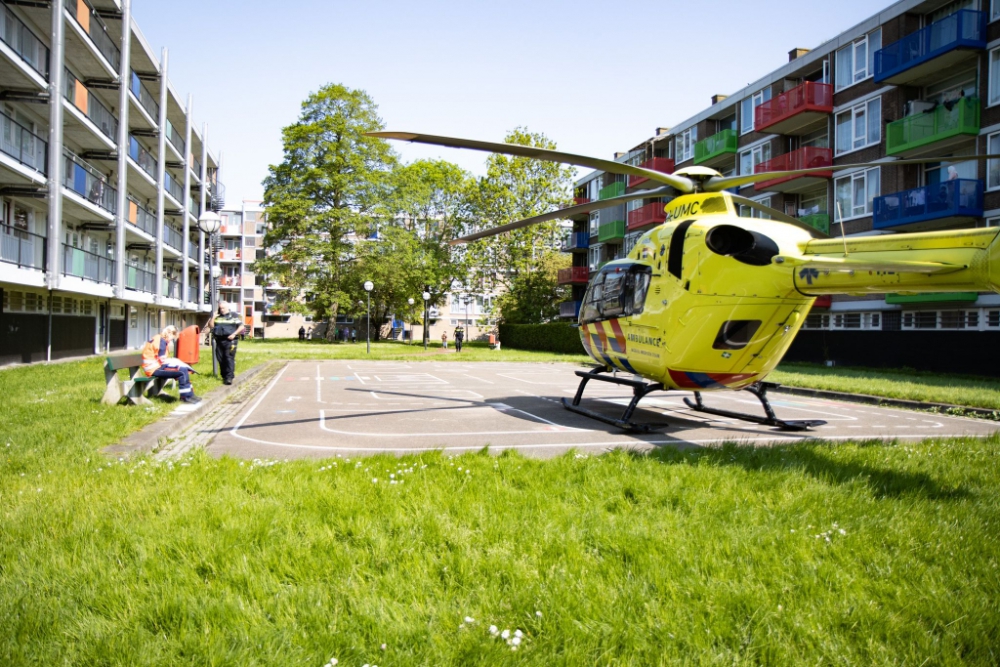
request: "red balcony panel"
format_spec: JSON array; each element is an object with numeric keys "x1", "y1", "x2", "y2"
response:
[
  {"x1": 754, "y1": 146, "x2": 832, "y2": 192},
  {"x1": 628, "y1": 157, "x2": 675, "y2": 188},
  {"x1": 557, "y1": 266, "x2": 591, "y2": 284},
  {"x1": 627, "y1": 202, "x2": 667, "y2": 231},
  {"x1": 754, "y1": 82, "x2": 833, "y2": 135},
  {"x1": 812, "y1": 296, "x2": 832, "y2": 309}
]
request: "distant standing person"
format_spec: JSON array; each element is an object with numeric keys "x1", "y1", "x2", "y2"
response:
[
  {"x1": 298, "y1": 325, "x2": 306, "y2": 341},
  {"x1": 441, "y1": 331, "x2": 448, "y2": 349},
  {"x1": 454, "y1": 324, "x2": 465, "y2": 352},
  {"x1": 207, "y1": 302, "x2": 243, "y2": 385},
  {"x1": 351, "y1": 328, "x2": 357, "y2": 343}
]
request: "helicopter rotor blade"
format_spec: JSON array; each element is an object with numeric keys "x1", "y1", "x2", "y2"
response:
[
  {"x1": 450, "y1": 186, "x2": 675, "y2": 245},
  {"x1": 704, "y1": 154, "x2": 1000, "y2": 192},
  {"x1": 726, "y1": 193, "x2": 830, "y2": 239},
  {"x1": 368, "y1": 131, "x2": 696, "y2": 193}
]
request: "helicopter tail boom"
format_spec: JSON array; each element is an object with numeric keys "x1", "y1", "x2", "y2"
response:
[{"x1": 791, "y1": 227, "x2": 1000, "y2": 296}]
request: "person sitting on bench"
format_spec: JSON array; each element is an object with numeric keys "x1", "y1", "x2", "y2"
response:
[{"x1": 142, "y1": 325, "x2": 202, "y2": 404}]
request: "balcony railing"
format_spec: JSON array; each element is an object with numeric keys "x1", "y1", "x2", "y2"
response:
[
  {"x1": 163, "y1": 278, "x2": 181, "y2": 300},
  {"x1": 573, "y1": 196, "x2": 591, "y2": 208},
  {"x1": 559, "y1": 301, "x2": 581, "y2": 318},
  {"x1": 128, "y1": 136, "x2": 156, "y2": 178},
  {"x1": 885, "y1": 97, "x2": 979, "y2": 156},
  {"x1": 191, "y1": 156, "x2": 202, "y2": 179},
  {"x1": 694, "y1": 129, "x2": 738, "y2": 165},
  {"x1": 164, "y1": 171, "x2": 184, "y2": 203},
  {"x1": 799, "y1": 213, "x2": 830, "y2": 235},
  {"x1": 187, "y1": 240, "x2": 200, "y2": 262},
  {"x1": 598, "y1": 181, "x2": 625, "y2": 200},
  {"x1": 62, "y1": 243, "x2": 112, "y2": 284},
  {"x1": 875, "y1": 10, "x2": 986, "y2": 83},
  {"x1": 129, "y1": 70, "x2": 159, "y2": 121},
  {"x1": 63, "y1": 68, "x2": 118, "y2": 140},
  {"x1": 562, "y1": 231, "x2": 590, "y2": 252},
  {"x1": 628, "y1": 158, "x2": 675, "y2": 189},
  {"x1": 188, "y1": 196, "x2": 200, "y2": 217},
  {"x1": 598, "y1": 219, "x2": 626, "y2": 242},
  {"x1": 873, "y1": 179, "x2": 983, "y2": 230},
  {"x1": 126, "y1": 197, "x2": 157, "y2": 237},
  {"x1": 557, "y1": 266, "x2": 590, "y2": 284},
  {"x1": 188, "y1": 285, "x2": 199, "y2": 303},
  {"x1": 627, "y1": 202, "x2": 667, "y2": 231},
  {"x1": 220, "y1": 275, "x2": 242, "y2": 287},
  {"x1": 753, "y1": 147, "x2": 832, "y2": 191},
  {"x1": 125, "y1": 265, "x2": 155, "y2": 293},
  {"x1": 220, "y1": 224, "x2": 242, "y2": 235},
  {"x1": 164, "y1": 120, "x2": 185, "y2": 155},
  {"x1": 63, "y1": 151, "x2": 117, "y2": 213},
  {"x1": 1, "y1": 2, "x2": 49, "y2": 77},
  {"x1": 0, "y1": 109, "x2": 47, "y2": 174},
  {"x1": 164, "y1": 225, "x2": 182, "y2": 250},
  {"x1": 0, "y1": 229, "x2": 45, "y2": 270},
  {"x1": 754, "y1": 82, "x2": 832, "y2": 134},
  {"x1": 65, "y1": 0, "x2": 120, "y2": 70}
]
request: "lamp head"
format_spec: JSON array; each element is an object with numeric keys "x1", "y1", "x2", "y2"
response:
[
  {"x1": 363, "y1": 280, "x2": 374, "y2": 292},
  {"x1": 408, "y1": 298, "x2": 414, "y2": 305},
  {"x1": 422, "y1": 291, "x2": 430, "y2": 301},
  {"x1": 198, "y1": 211, "x2": 222, "y2": 235}
]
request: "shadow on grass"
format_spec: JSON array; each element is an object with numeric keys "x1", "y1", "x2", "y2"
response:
[{"x1": 631, "y1": 439, "x2": 973, "y2": 501}]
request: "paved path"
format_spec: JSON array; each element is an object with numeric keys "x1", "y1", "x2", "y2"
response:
[{"x1": 189, "y1": 361, "x2": 1000, "y2": 459}]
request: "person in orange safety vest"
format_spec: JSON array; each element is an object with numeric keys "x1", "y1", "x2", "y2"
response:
[{"x1": 141, "y1": 325, "x2": 201, "y2": 403}]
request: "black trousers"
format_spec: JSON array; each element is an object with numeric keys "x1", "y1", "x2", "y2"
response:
[
  {"x1": 215, "y1": 337, "x2": 236, "y2": 381},
  {"x1": 455, "y1": 337, "x2": 463, "y2": 352}
]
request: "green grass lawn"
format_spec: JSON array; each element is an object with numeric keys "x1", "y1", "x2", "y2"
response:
[{"x1": 1, "y1": 351, "x2": 999, "y2": 664}]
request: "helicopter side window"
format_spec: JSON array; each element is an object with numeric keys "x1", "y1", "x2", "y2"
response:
[{"x1": 580, "y1": 264, "x2": 652, "y2": 324}]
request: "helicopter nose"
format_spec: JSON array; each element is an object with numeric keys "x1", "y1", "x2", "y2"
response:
[{"x1": 706, "y1": 225, "x2": 780, "y2": 267}]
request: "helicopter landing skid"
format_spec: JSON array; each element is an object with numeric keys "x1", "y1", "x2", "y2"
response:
[
  {"x1": 562, "y1": 368, "x2": 664, "y2": 432},
  {"x1": 683, "y1": 382, "x2": 826, "y2": 432}
]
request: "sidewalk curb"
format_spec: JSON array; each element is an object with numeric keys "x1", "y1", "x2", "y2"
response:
[
  {"x1": 105, "y1": 361, "x2": 278, "y2": 456},
  {"x1": 770, "y1": 385, "x2": 1000, "y2": 419}
]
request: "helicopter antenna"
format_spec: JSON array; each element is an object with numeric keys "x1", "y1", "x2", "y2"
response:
[{"x1": 835, "y1": 201, "x2": 849, "y2": 257}]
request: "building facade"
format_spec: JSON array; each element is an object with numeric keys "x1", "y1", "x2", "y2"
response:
[
  {"x1": 560, "y1": 0, "x2": 1000, "y2": 370},
  {"x1": 0, "y1": 0, "x2": 224, "y2": 365},
  {"x1": 216, "y1": 202, "x2": 265, "y2": 337}
]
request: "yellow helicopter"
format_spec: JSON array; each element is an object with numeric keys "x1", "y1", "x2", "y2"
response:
[{"x1": 371, "y1": 132, "x2": 1000, "y2": 432}]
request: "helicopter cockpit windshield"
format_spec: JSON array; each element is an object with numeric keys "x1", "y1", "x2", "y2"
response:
[{"x1": 579, "y1": 263, "x2": 653, "y2": 324}]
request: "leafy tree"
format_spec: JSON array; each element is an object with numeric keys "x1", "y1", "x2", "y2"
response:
[
  {"x1": 467, "y1": 128, "x2": 575, "y2": 324},
  {"x1": 257, "y1": 83, "x2": 396, "y2": 338}
]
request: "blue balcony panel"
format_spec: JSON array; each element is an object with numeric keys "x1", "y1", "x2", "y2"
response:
[
  {"x1": 874, "y1": 10, "x2": 986, "y2": 85},
  {"x1": 873, "y1": 179, "x2": 983, "y2": 232},
  {"x1": 562, "y1": 231, "x2": 590, "y2": 253},
  {"x1": 559, "y1": 300, "x2": 581, "y2": 319}
]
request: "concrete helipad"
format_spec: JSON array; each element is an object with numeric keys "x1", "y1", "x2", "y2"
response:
[{"x1": 193, "y1": 361, "x2": 1000, "y2": 459}]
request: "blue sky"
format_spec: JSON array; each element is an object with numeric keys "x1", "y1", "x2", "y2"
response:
[{"x1": 132, "y1": 0, "x2": 881, "y2": 205}]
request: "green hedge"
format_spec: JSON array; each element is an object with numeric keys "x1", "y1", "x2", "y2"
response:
[{"x1": 498, "y1": 323, "x2": 584, "y2": 355}]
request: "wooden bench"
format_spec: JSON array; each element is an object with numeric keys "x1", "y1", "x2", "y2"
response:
[{"x1": 101, "y1": 353, "x2": 170, "y2": 405}]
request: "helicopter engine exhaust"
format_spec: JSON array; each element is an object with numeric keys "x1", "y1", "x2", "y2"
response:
[{"x1": 705, "y1": 225, "x2": 779, "y2": 266}]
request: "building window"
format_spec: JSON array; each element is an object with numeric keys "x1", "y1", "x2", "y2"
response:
[
  {"x1": 833, "y1": 313, "x2": 862, "y2": 329},
  {"x1": 740, "y1": 88, "x2": 771, "y2": 135},
  {"x1": 993, "y1": 0, "x2": 1000, "y2": 22},
  {"x1": 990, "y1": 47, "x2": 1000, "y2": 106},
  {"x1": 803, "y1": 313, "x2": 830, "y2": 329},
  {"x1": 739, "y1": 143, "x2": 772, "y2": 177},
  {"x1": 835, "y1": 28, "x2": 881, "y2": 91},
  {"x1": 676, "y1": 127, "x2": 697, "y2": 163},
  {"x1": 987, "y1": 310, "x2": 1000, "y2": 327},
  {"x1": 834, "y1": 167, "x2": 880, "y2": 220},
  {"x1": 835, "y1": 97, "x2": 880, "y2": 155},
  {"x1": 589, "y1": 212, "x2": 599, "y2": 237},
  {"x1": 988, "y1": 133, "x2": 1000, "y2": 190},
  {"x1": 981, "y1": 217, "x2": 1000, "y2": 227},
  {"x1": 739, "y1": 196, "x2": 772, "y2": 219}
]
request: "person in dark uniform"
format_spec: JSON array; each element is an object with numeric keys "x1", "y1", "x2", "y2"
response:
[
  {"x1": 298, "y1": 326, "x2": 306, "y2": 340},
  {"x1": 454, "y1": 324, "x2": 465, "y2": 352},
  {"x1": 207, "y1": 302, "x2": 243, "y2": 385}
]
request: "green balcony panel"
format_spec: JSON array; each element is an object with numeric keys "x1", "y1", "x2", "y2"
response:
[
  {"x1": 598, "y1": 219, "x2": 625, "y2": 242},
  {"x1": 886, "y1": 97, "x2": 979, "y2": 156},
  {"x1": 598, "y1": 182, "x2": 625, "y2": 200},
  {"x1": 694, "y1": 129, "x2": 738, "y2": 165},
  {"x1": 886, "y1": 292, "x2": 978, "y2": 304},
  {"x1": 799, "y1": 213, "x2": 830, "y2": 235}
]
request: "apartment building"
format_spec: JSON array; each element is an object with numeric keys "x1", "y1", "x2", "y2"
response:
[
  {"x1": 560, "y1": 0, "x2": 1000, "y2": 371},
  {"x1": 0, "y1": 0, "x2": 224, "y2": 365},
  {"x1": 216, "y1": 202, "x2": 265, "y2": 337}
]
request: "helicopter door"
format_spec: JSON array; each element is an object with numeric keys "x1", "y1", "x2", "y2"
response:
[{"x1": 579, "y1": 263, "x2": 652, "y2": 325}]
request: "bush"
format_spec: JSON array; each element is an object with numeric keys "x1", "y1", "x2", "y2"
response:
[{"x1": 498, "y1": 322, "x2": 584, "y2": 355}]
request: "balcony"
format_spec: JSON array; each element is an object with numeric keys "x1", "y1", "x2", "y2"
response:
[
  {"x1": 218, "y1": 249, "x2": 242, "y2": 262},
  {"x1": 220, "y1": 223, "x2": 243, "y2": 236},
  {"x1": 754, "y1": 82, "x2": 832, "y2": 136},
  {"x1": 598, "y1": 219, "x2": 626, "y2": 242},
  {"x1": 873, "y1": 179, "x2": 983, "y2": 232},
  {"x1": 559, "y1": 300, "x2": 581, "y2": 319},
  {"x1": 165, "y1": 120, "x2": 185, "y2": 156},
  {"x1": 191, "y1": 156, "x2": 202, "y2": 179},
  {"x1": 598, "y1": 181, "x2": 625, "y2": 200},
  {"x1": 163, "y1": 278, "x2": 181, "y2": 300},
  {"x1": 798, "y1": 213, "x2": 830, "y2": 235},
  {"x1": 0, "y1": 229, "x2": 46, "y2": 271},
  {"x1": 125, "y1": 266, "x2": 154, "y2": 293},
  {"x1": 693, "y1": 129, "x2": 738, "y2": 168},
  {"x1": 187, "y1": 240, "x2": 201, "y2": 262},
  {"x1": 753, "y1": 147, "x2": 832, "y2": 193},
  {"x1": 627, "y1": 202, "x2": 666, "y2": 231},
  {"x1": 129, "y1": 70, "x2": 159, "y2": 122},
  {"x1": 557, "y1": 266, "x2": 590, "y2": 285},
  {"x1": 65, "y1": 0, "x2": 120, "y2": 71},
  {"x1": 0, "y1": 3, "x2": 49, "y2": 80},
  {"x1": 63, "y1": 69, "x2": 118, "y2": 141},
  {"x1": 188, "y1": 285, "x2": 199, "y2": 303},
  {"x1": 1, "y1": 109, "x2": 47, "y2": 176},
  {"x1": 562, "y1": 231, "x2": 590, "y2": 252},
  {"x1": 875, "y1": 10, "x2": 986, "y2": 85},
  {"x1": 164, "y1": 225, "x2": 182, "y2": 250},
  {"x1": 128, "y1": 136, "x2": 156, "y2": 179},
  {"x1": 63, "y1": 151, "x2": 116, "y2": 214},
  {"x1": 627, "y1": 158, "x2": 675, "y2": 189},
  {"x1": 62, "y1": 244, "x2": 112, "y2": 284},
  {"x1": 125, "y1": 198, "x2": 157, "y2": 237},
  {"x1": 885, "y1": 97, "x2": 979, "y2": 157},
  {"x1": 164, "y1": 171, "x2": 184, "y2": 204}
]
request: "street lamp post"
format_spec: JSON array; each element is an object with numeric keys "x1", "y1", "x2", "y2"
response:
[
  {"x1": 197, "y1": 211, "x2": 222, "y2": 377},
  {"x1": 422, "y1": 290, "x2": 430, "y2": 351},
  {"x1": 407, "y1": 297, "x2": 414, "y2": 344},
  {"x1": 363, "y1": 280, "x2": 374, "y2": 354}
]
